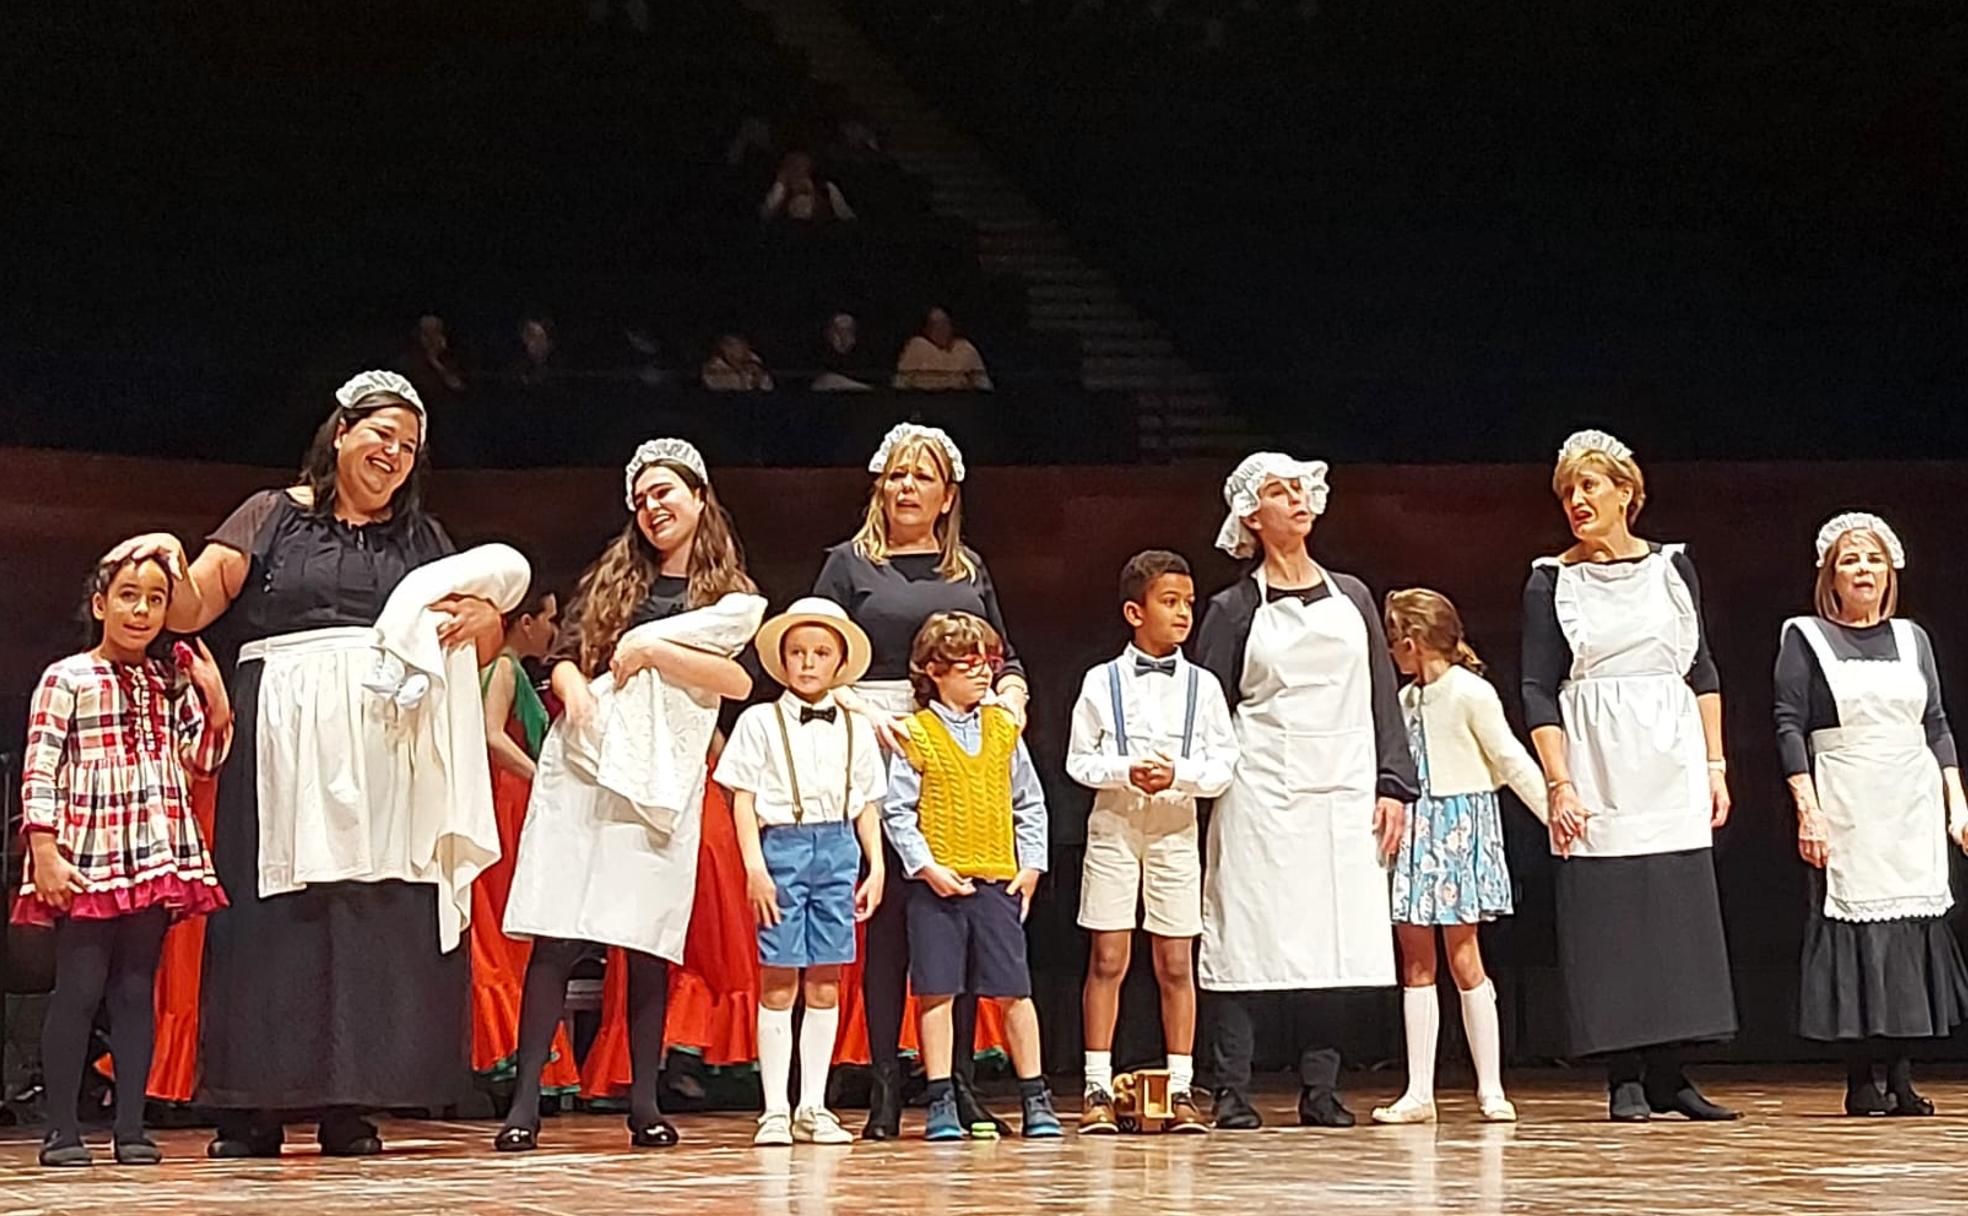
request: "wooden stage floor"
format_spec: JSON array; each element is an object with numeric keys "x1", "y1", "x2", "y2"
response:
[{"x1": 6, "y1": 1068, "x2": 1968, "y2": 1215}]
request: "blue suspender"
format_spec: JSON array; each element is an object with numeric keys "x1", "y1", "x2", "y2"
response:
[{"x1": 1107, "y1": 659, "x2": 1200, "y2": 760}]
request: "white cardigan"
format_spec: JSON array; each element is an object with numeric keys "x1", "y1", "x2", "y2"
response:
[{"x1": 1399, "y1": 665, "x2": 1549, "y2": 822}]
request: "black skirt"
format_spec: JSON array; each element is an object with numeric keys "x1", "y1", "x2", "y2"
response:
[
  {"x1": 1797, "y1": 870, "x2": 1968, "y2": 1041},
  {"x1": 197, "y1": 659, "x2": 471, "y2": 1111},
  {"x1": 1554, "y1": 848, "x2": 1739, "y2": 1057}
]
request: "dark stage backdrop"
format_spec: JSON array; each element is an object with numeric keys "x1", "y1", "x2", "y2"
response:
[{"x1": 5, "y1": 447, "x2": 1967, "y2": 1073}]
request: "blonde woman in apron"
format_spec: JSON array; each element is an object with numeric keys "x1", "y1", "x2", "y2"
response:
[
  {"x1": 817, "y1": 423, "x2": 1030, "y2": 1138},
  {"x1": 1520, "y1": 430, "x2": 1739, "y2": 1123},
  {"x1": 1778, "y1": 512, "x2": 1968, "y2": 1116},
  {"x1": 1195, "y1": 453, "x2": 1416, "y2": 1130}
]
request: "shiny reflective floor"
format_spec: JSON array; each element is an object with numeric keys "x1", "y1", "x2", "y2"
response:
[{"x1": 7, "y1": 1069, "x2": 1968, "y2": 1215}]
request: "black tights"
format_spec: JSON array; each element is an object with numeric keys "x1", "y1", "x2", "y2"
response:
[
  {"x1": 863, "y1": 845, "x2": 978, "y2": 1086},
  {"x1": 504, "y1": 939, "x2": 669, "y2": 1130},
  {"x1": 41, "y1": 908, "x2": 169, "y2": 1143},
  {"x1": 1844, "y1": 1043, "x2": 1917, "y2": 1098}
]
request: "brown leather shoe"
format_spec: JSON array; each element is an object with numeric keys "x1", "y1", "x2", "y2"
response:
[
  {"x1": 1166, "y1": 1091, "x2": 1210, "y2": 1134},
  {"x1": 1080, "y1": 1090, "x2": 1121, "y2": 1134}
]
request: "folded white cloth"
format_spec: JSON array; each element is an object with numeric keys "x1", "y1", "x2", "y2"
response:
[{"x1": 560, "y1": 592, "x2": 767, "y2": 833}]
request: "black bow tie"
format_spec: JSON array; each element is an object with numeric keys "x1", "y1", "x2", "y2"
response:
[
  {"x1": 799, "y1": 705, "x2": 838, "y2": 725},
  {"x1": 1134, "y1": 656, "x2": 1178, "y2": 676},
  {"x1": 1266, "y1": 585, "x2": 1323, "y2": 606}
]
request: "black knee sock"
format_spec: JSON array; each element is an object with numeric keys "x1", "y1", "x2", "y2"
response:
[
  {"x1": 103, "y1": 909, "x2": 168, "y2": 1142},
  {"x1": 625, "y1": 951, "x2": 669, "y2": 1128},
  {"x1": 41, "y1": 918, "x2": 116, "y2": 1142},
  {"x1": 504, "y1": 938, "x2": 587, "y2": 1131}
]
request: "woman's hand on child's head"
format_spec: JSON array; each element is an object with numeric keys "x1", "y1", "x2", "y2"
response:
[
  {"x1": 107, "y1": 532, "x2": 188, "y2": 581},
  {"x1": 1007, "y1": 868, "x2": 1041, "y2": 922},
  {"x1": 746, "y1": 866, "x2": 782, "y2": 927},
  {"x1": 1372, "y1": 797, "x2": 1405, "y2": 864},
  {"x1": 921, "y1": 864, "x2": 974, "y2": 899},
  {"x1": 854, "y1": 868, "x2": 885, "y2": 921}
]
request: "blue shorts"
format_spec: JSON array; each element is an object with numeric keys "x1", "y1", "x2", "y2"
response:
[
  {"x1": 906, "y1": 879, "x2": 1031, "y2": 999},
  {"x1": 757, "y1": 821, "x2": 861, "y2": 969}
]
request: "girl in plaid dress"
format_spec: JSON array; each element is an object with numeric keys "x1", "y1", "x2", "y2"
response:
[{"x1": 15, "y1": 552, "x2": 231, "y2": 1167}]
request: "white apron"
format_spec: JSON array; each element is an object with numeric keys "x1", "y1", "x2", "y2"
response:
[
  {"x1": 1791, "y1": 617, "x2": 1950, "y2": 922},
  {"x1": 1545, "y1": 545, "x2": 1710, "y2": 858},
  {"x1": 1199, "y1": 568, "x2": 1393, "y2": 991}
]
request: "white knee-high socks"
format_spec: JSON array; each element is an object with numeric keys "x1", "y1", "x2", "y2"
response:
[
  {"x1": 1459, "y1": 979, "x2": 1506, "y2": 1102},
  {"x1": 1400, "y1": 985, "x2": 1439, "y2": 1103}
]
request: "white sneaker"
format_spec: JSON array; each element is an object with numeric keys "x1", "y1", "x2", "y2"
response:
[
  {"x1": 753, "y1": 1111, "x2": 793, "y2": 1146},
  {"x1": 792, "y1": 1106, "x2": 853, "y2": 1145},
  {"x1": 1370, "y1": 1095, "x2": 1437, "y2": 1125},
  {"x1": 1478, "y1": 1094, "x2": 1518, "y2": 1123}
]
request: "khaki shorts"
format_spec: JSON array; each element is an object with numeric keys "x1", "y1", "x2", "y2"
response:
[{"x1": 1077, "y1": 800, "x2": 1203, "y2": 938}]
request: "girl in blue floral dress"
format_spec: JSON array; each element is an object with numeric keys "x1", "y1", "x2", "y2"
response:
[{"x1": 1375, "y1": 590, "x2": 1548, "y2": 1125}]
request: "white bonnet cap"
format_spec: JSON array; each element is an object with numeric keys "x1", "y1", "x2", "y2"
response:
[
  {"x1": 1815, "y1": 511, "x2": 1905, "y2": 569},
  {"x1": 868, "y1": 422, "x2": 965, "y2": 482},
  {"x1": 624, "y1": 437, "x2": 709, "y2": 510},
  {"x1": 1215, "y1": 452, "x2": 1330, "y2": 559},
  {"x1": 335, "y1": 370, "x2": 426, "y2": 437}
]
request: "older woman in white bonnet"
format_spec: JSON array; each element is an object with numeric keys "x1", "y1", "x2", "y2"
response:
[
  {"x1": 1777, "y1": 511, "x2": 1968, "y2": 1116},
  {"x1": 1192, "y1": 452, "x2": 1416, "y2": 1130},
  {"x1": 1520, "y1": 428, "x2": 1739, "y2": 1123}
]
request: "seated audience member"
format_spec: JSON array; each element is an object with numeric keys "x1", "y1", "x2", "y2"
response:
[
  {"x1": 812, "y1": 313, "x2": 882, "y2": 392},
  {"x1": 511, "y1": 314, "x2": 558, "y2": 389},
  {"x1": 894, "y1": 307, "x2": 993, "y2": 392},
  {"x1": 702, "y1": 334, "x2": 776, "y2": 392},
  {"x1": 403, "y1": 313, "x2": 469, "y2": 399},
  {"x1": 761, "y1": 152, "x2": 855, "y2": 223}
]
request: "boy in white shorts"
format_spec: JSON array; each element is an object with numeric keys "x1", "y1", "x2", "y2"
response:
[{"x1": 1065, "y1": 550, "x2": 1238, "y2": 1133}]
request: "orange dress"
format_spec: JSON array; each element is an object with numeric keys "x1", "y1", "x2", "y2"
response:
[{"x1": 472, "y1": 664, "x2": 581, "y2": 1095}]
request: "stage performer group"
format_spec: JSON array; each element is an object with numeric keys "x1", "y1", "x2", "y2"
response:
[{"x1": 13, "y1": 369, "x2": 1966, "y2": 1168}]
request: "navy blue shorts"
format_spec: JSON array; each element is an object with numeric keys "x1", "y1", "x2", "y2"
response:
[
  {"x1": 906, "y1": 878, "x2": 1031, "y2": 999},
  {"x1": 757, "y1": 822, "x2": 860, "y2": 969}
]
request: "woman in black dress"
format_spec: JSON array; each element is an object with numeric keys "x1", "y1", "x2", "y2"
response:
[
  {"x1": 1777, "y1": 512, "x2": 1968, "y2": 1115},
  {"x1": 111, "y1": 371, "x2": 504, "y2": 1156},
  {"x1": 816, "y1": 422, "x2": 1029, "y2": 1139}
]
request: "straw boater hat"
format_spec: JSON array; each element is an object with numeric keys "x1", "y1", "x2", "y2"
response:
[{"x1": 755, "y1": 596, "x2": 873, "y2": 689}]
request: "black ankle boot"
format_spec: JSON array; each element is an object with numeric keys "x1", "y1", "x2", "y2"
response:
[
  {"x1": 862, "y1": 1063, "x2": 902, "y2": 1140},
  {"x1": 1297, "y1": 1087, "x2": 1356, "y2": 1128},
  {"x1": 1212, "y1": 1087, "x2": 1262, "y2": 1130}
]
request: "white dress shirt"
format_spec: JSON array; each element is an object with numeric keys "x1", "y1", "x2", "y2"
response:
[
  {"x1": 715, "y1": 692, "x2": 885, "y2": 827},
  {"x1": 1066, "y1": 645, "x2": 1239, "y2": 814}
]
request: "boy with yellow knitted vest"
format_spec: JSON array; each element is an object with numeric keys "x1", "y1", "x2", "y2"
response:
[{"x1": 882, "y1": 611, "x2": 1060, "y2": 1140}]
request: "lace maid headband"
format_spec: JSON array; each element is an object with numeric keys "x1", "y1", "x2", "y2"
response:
[
  {"x1": 624, "y1": 437, "x2": 710, "y2": 509},
  {"x1": 1815, "y1": 511, "x2": 1905, "y2": 569},
  {"x1": 1214, "y1": 452, "x2": 1330, "y2": 559}
]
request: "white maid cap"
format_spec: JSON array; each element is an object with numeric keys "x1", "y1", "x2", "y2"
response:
[
  {"x1": 868, "y1": 422, "x2": 966, "y2": 482},
  {"x1": 335, "y1": 370, "x2": 426, "y2": 436},
  {"x1": 624, "y1": 437, "x2": 709, "y2": 509},
  {"x1": 1815, "y1": 511, "x2": 1905, "y2": 569},
  {"x1": 1215, "y1": 452, "x2": 1330, "y2": 559},
  {"x1": 1556, "y1": 428, "x2": 1633, "y2": 465}
]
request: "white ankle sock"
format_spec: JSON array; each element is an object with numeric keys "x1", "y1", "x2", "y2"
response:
[
  {"x1": 1084, "y1": 1050, "x2": 1113, "y2": 1096},
  {"x1": 1460, "y1": 979, "x2": 1506, "y2": 1101},
  {"x1": 757, "y1": 1005, "x2": 794, "y2": 1116},
  {"x1": 1401, "y1": 985, "x2": 1439, "y2": 1103},
  {"x1": 1166, "y1": 1053, "x2": 1194, "y2": 1097},
  {"x1": 797, "y1": 1005, "x2": 839, "y2": 1113}
]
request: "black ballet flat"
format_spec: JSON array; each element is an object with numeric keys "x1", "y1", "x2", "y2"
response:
[
  {"x1": 1297, "y1": 1089, "x2": 1356, "y2": 1128},
  {"x1": 493, "y1": 1126, "x2": 539, "y2": 1153},
  {"x1": 207, "y1": 1129, "x2": 284, "y2": 1159},
  {"x1": 629, "y1": 1117, "x2": 680, "y2": 1148},
  {"x1": 39, "y1": 1131, "x2": 92, "y2": 1168},
  {"x1": 318, "y1": 1115, "x2": 384, "y2": 1157},
  {"x1": 1608, "y1": 1081, "x2": 1651, "y2": 1122},
  {"x1": 1889, "y1": 1089, "x2": 1936, "y2": 1117},
  {"x1": 1212, "y1": 1088, "x2": 1263, "y2": 1131},
  {"x1": 1647, "y1": 1084, "x2": 1740, "y2": 1122},
  {"x1": 113, "y1": 1136, "x2": 163, "y2": 1166},
  {"x1": 1844, "y1": 1084, "x2": 1893, "y2": 1117}
]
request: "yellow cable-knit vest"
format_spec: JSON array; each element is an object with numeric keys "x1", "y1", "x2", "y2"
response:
[{"x1": 898, "y1": 705, "x2": 1020, "y2": 881}]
